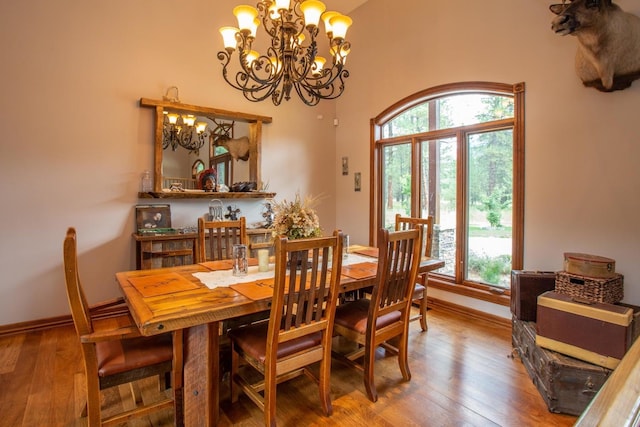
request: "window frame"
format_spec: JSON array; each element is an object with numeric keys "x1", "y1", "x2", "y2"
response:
[{"x1": 369, "y1": 82, "x2": 525, "y2": 306}]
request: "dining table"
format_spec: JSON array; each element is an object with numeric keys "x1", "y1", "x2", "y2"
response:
[{"x1": 115, "y1": 244, "x2": 444, "y2": 426}]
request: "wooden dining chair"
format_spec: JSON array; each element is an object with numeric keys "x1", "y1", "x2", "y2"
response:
[
  {"x1": 395, "y1": 214, "x2": 435, "y2": 331},
  {"x1": 332, "y1": 226, "x2": 423, "y2": 402},
  {"x1": 228, "y1": 230, "x2": 344, "y2": 426},
  {"x1": 197, "y1": 216, "x2": 247, "y2": 262},
  {"x1": 63, "y1": 227, "x2": 184, "y2": 427}
]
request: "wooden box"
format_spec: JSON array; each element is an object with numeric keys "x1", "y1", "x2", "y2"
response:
[
  {"x1": 510, "y1": 270, "x2": 556, "y2": 322},
  {"x1": 512, "y1": 317, "x2": 611, "y2": 416},
  {"x1": 555, "y1": 271, "x2": 623, "y2": 304},
  {"x1": 536, "y1": 291, "x2": 633, "y2": 369},
  {"x1": 563, "y1": 252, "x2": 616, "y2": 278}
]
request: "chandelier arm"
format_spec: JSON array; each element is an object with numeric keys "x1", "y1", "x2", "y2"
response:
[
  {"x1": 292, "y1": 81, "x2": 321, "y2": 106},
  {"x1": 297, "y1": 68, "x2": 349, "y2": 101}
]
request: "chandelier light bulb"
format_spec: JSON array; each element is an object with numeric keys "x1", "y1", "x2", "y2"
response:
[
  {"x1": 246, "y1": 50, "x2": 259, "y2": 67},
  {"x1": 300, "y1": 0, "x2": 326, "y2": 28},
  {"x1": 268, "y1": 4, "x2": 281, "y2": 19},
  {"x1": 329, "y1": 14, "x2": 352, "y2": 40},
  {"x1": 331, "y1": 45, "x2": 351, "y2": 65},
  {"x1": 196, "y1": 122, "x2": 207, "y2": 134},
  {"x1": 312, "y1": 56, "x2": 326, "y2": 76},
  {"x1": 182, "y1": 115, "x2": 196, "y2": 127},
  {"x1": 273, "y1": 0, "x2": 290, "y2": 12},
  {"x1": 220, "y1": 27, "x2": 239, "y2": 50},
  {"x1": 321, "y1": 11, "x2": 339, "y2": 35},
  {"x1": 233, "y1": 5, "x2": 259, "y2": 32},
  {"x1": 167, "y1": 113, "x2": 179, "y2": 124},
  {"x1": 250, "y1": 18, "x2": 260, "y2": 37}
]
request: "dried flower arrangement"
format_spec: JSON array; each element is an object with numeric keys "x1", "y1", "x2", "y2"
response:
[{"x1": 271, "y1": 193, "x2": 322, "y2": 240}]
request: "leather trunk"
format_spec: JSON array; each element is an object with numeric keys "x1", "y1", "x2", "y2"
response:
[
  {"x1": 512, "y1": 317, "x2": 611, "y2": 416},
  {"x1": 510, "y1": 270, "x2": 555, "y2": 321},
  {"x1": 536, "y1": 291, "x2": 633, "y2": 369}
]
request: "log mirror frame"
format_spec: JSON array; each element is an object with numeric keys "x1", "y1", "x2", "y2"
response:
[{"x1": 139, "y1": 98, "x2": 272, "y2": 197}]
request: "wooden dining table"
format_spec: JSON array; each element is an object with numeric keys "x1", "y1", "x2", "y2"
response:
[{"x1": 115, "y1": 244, "x2": 444, "y2": 426}]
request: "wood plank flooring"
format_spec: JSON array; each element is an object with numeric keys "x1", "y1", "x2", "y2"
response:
[{"x1": 0, "y1": 308, "x2": 578, "y2": 426}]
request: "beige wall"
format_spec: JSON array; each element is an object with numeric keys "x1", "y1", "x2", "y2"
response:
[
  {"x1": 1, "y1": 0, "x2": 639, "y2": 325},
  {"x1": 337, "y1": 0, "x2": 640, "y2": 315},
  {"x1": 0, "y1": 0, "x2": 337, "y2": 325}
]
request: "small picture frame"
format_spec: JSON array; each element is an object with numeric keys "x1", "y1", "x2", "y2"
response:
[
  {"x1": 354, "y1": 172, "x2": 361, "y2": 192},
  {"x1": 136, "y1": 204, "x2": 172, "y2": 232},
  {"x1": 342, "y1": 156, "x2": 349, "y2": 175}
]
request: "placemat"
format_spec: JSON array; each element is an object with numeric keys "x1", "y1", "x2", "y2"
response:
[
  {"x1": 340, "y1": 262, "x2": 378, "y2": 279},
  {"x1": 193, "y1": 266, "x2": 275, "y2": 289},
  {"x1": 128, "y1": 272, "x2": 200, "y2": 297},
  {"x1": 350, "y1": 246, "x2": 379, "y2": 258},
  {"x1": 231, "y1": 279, "x2": 275, "y2": 300}
]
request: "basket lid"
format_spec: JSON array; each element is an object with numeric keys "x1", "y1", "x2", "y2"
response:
[{"x1": 564, "y1": 252, "x2": 615, "y2": 264}]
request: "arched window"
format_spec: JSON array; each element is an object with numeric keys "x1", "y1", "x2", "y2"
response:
[
  {"x1": 192, "y1": 159, "x2": 205, "y2": 179},
  {"x1": 371, "y1": 82, "x2": 524, "y2": 301}
]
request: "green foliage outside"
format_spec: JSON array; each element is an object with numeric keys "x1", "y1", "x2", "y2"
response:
[
  {"x1": 468, "y1": 252, "x2": 512, "y2": 287},
  {"x1": 382, "y1": 93, "x2": 515, "y2": 288}
]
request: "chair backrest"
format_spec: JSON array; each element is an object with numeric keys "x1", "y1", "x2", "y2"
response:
[
  {"x1": 267, "y1": 230, "x2": 344, "y2": 359},
  {"x1": 368, "y1": 227, "x2": 423, "y2": 334},
  {"x1": 395, "y1": 214, "x2": 434, "y2": 258},
  {"x1": 197, "y1": 216, "x2": 247, "y2": 262},
  {"x1": 63, "y1": 227, "x2": 94, "y2": 338}
]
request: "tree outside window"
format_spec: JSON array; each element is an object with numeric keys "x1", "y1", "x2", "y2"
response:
[{"x1": 372, "y1": 82, "x2": 524, "y2": 293}]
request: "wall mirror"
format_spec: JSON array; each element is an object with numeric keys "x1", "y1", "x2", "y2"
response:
[{"x1": 140, "y1": 98, "x2": 273, "y2": 199}]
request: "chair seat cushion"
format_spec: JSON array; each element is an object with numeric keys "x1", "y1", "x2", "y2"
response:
[
  {"x1": 228, "y1": 322, "x2": 322, "y2": 364},
  {"x1": 334, "y1": 298, "x2": 401, "y2": 335},
  {"x1": 96, "y1": 333, "x2": 173, "y2": 377},
  {"x1": 413, "y1": 282, "x2": 426, "y2": 299}
]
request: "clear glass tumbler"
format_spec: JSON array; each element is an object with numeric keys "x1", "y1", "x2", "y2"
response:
[
  {"x1": 232, "y1": 244, "x2": 248, "y2": 276},
  {"x1": 343, "y1": 235, "x2": 350, "y2": 258}
]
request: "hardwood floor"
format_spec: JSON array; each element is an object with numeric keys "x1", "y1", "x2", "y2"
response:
[{"x1": 0, "y1": 308, "x2": 577, "y2": 426}]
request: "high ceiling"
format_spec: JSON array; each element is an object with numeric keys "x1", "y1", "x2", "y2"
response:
[{"x1": 322, "y1": 0, "x2": 367, "y2": 14}]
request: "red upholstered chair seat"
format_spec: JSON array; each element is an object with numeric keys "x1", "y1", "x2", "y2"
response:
[
  {"x1": 96, "y1": 334, "x2": 173, "y2": 377},
  {"x1": 334, "y1": 299, "x2": 402, "y2": 335},
  {"x1": 228, "y1": 322, "x2": 322, "y2": 364}
]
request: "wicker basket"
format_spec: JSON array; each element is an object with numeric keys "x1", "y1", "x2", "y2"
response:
[{"x1": 555, "y1": 271, "x2": 623, "y2": 304}]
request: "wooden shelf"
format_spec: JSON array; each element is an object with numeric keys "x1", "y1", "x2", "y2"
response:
[{"x1": 138, "y1": 191, "x2": 276, "y2": 200}]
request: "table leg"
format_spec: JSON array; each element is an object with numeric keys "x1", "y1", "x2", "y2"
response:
[{"x1": 183, "y1": 322, "x2": 220, "y2": 426}]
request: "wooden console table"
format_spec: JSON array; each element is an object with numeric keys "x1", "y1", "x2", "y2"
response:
[
  {"x1": 133, "y1": 228, "x2": 274, "y2": 269},
  {"x1": 133, "y1": 232, "x2": 198, "y2": 270}
]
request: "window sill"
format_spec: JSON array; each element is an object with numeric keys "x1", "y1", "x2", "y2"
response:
[{"x1": 427, "y1": 276, "x2": 510, "y2": 307}]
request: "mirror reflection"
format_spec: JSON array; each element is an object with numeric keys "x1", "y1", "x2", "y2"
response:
[
  {"x1": 161, "y1": 115, "x2": 251, "y2": 190},
  {"x1": 140, "y1": 97, "x2": 272, "y2": 195}
]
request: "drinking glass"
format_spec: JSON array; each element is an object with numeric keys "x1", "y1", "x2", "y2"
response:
[
  {"x1": 343, "y1": 235, "x2": 350, "y2": 258},
  {"x1": 232, "y1": 244, "x2": 248, "y2": 276}
]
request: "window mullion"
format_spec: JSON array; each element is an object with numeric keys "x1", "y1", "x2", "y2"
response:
[
  {"x1": 455, "y1": 129, "x2": 468, "y2": 284},
  {"x1": 411, "y1": 137, "x2": 420, "y2": 218}
]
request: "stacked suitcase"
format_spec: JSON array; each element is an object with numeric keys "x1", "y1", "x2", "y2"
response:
[
  {"x1": 510, "y1": 253, "x2": 628, "y2": 416},
  {"x1": 511, "y1": 317, "x2": 611, "y2": 416},
  {"x1": 536, "y1": 253, "x2": 632, "y2": 370}
]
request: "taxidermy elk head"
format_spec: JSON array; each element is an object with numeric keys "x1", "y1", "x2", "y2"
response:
[
  {"x1": 210, "y1": 119, "x2": 250, "y2": 161},
  {"x1": 549, "y1": 0, "x2": 640, "y2": 91}
]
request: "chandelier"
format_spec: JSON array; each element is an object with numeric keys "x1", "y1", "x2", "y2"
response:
[
  {"x1": 217, "y1": 0, "x2": 353, "y2": 106},
  {"x1": 162, "y1": 112, "x2": 209, "y2": 154}
]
